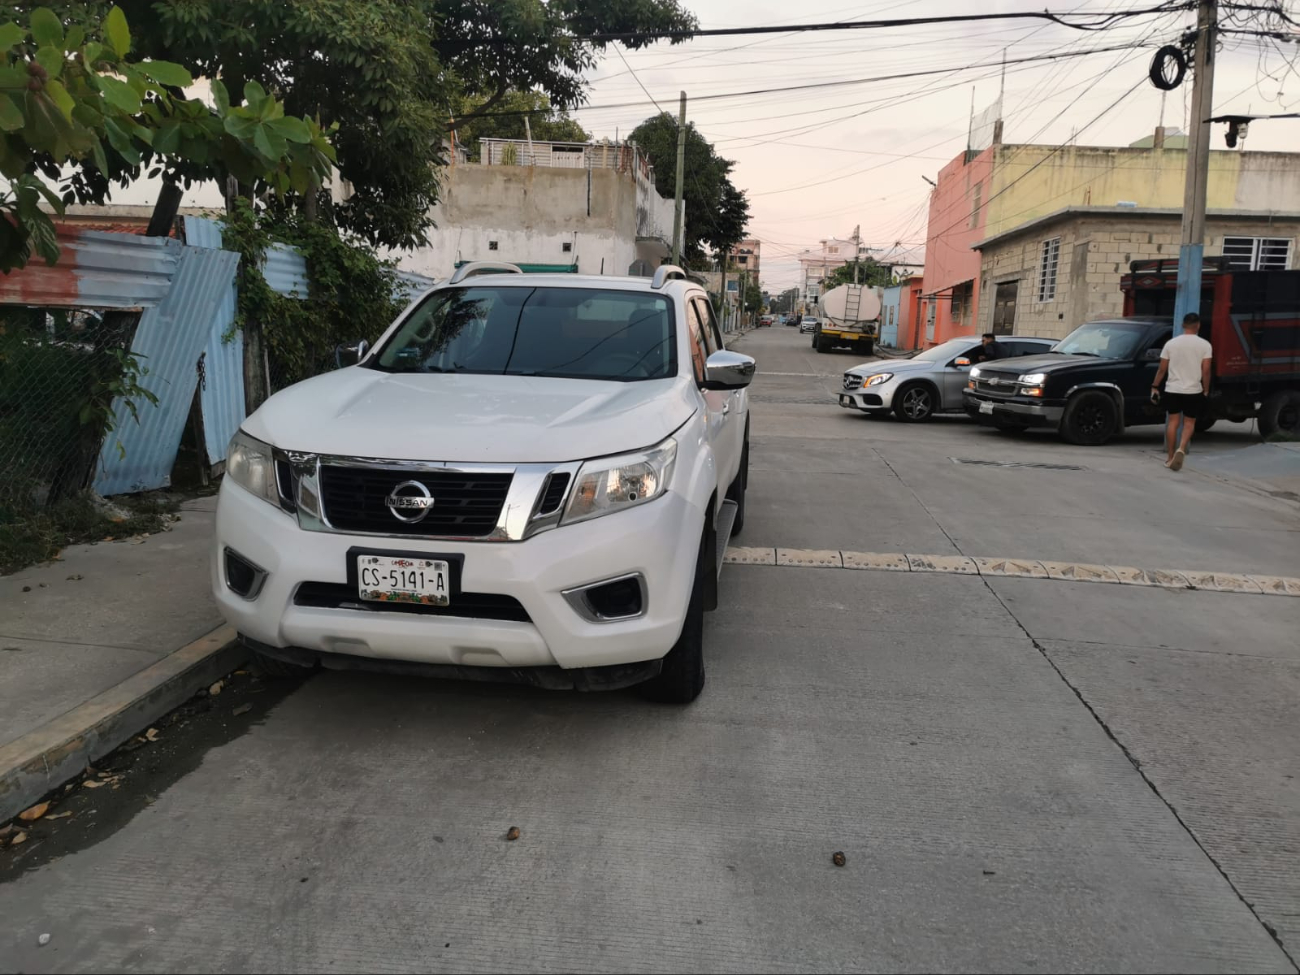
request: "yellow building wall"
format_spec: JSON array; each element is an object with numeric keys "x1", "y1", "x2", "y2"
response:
[{"x1": 983, "y1": 146, "x2": 1300, "y2": 240}]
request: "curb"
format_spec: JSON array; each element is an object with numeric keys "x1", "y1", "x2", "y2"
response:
[{"x1": 0, "y1": 624, "x2": 244, "y2": 824}]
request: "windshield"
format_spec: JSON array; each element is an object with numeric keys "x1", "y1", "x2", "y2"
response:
[
  {"x1": 371, "y1": 286, "x2": 676, "y2": 381},
  {"x1": 912, "y1": 339, "x2": 975, "y2": 363},
  {"x1": 1053, "y1": 321, "x2": 1151, "y2": 360}
]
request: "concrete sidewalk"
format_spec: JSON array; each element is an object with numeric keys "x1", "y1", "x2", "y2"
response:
[{"x1": 0, "y1": 496, "x2": 240, "y2": 822}]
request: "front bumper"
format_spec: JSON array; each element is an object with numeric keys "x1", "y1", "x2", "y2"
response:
[
  {"x1": 838, "y1": 376, "x2": 900, "y2": 412},
  {"x1": 213, "y1": 479, "x2": 705, "y2": 673},
  {"x1": 962, "y1": 389, "x2": 1064, "y2": 426}
]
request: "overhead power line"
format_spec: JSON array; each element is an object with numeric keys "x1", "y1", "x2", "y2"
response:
[
  {"x1": 456, "y1": 40, "x2": 1178, "y2": 125},
  {"x1": 450, "y1": 3, "x2": 1196, "y2": 46}
]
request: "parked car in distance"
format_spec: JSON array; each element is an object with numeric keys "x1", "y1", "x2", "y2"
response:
[
  {"x1": 213, "y1": 263, "x2": 756, "y2": 704},
  {"x1": 963, "y1": 318, "x2": 1175, "y2": 443},
  {"x1": 758, "y1": 314, "x2": 774, "y2": 327},
  {"x1": 839, "y1": 336, "x2": 1056, "y2": 421},
  {"x1": 800, "y1": 316, "x2": 821, "y2": 334},
  {"x1": 786, "y1": 315, "x2": 800, "y2": 328}
]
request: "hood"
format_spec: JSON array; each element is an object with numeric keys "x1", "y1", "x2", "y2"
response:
[
  {"x1": 242, "y1": 367, "x2": 698, "y2": 463},
  {"x1": 976, "y1": 353, "x2": 1110, "y2": 378},
  {"x1": 848, "y1": 358, "x2": 932, "y2": 376}
]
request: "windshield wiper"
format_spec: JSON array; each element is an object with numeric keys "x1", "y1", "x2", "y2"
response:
[{"x1": 1061, "y1": 350, "x2": 1099, "y2": 357}]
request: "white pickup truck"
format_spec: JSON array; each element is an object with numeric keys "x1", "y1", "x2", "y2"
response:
[{"x1": 212, "y1": 264, "x2": 755, "y2": 703}]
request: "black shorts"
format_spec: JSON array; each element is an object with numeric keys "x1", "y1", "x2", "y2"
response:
[{"x1": 1163, "y1": 392, "x2": 1205, "y2": 419}]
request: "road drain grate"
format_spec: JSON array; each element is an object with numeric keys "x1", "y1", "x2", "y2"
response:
[{"x1": 950, "y1": 457, "x2": 1086, "y2": 471}]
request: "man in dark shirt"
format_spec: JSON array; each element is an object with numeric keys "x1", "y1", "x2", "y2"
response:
[{"x1": 975, "y1": 332, "x2": 1006, "y2": 363}]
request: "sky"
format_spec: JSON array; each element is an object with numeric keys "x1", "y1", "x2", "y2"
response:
[
  {"x1": 563, "y1": 0, "x2": 1300, "y2": 291},
  {"x1": 89, "y1": 0, "x2": 1299, "y2": 291}
]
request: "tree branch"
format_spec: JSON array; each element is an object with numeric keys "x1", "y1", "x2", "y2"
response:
[{"x1": 449, "y1": 81, "x2": 511, "y2": 127}]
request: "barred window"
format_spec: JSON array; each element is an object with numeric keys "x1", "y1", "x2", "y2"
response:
[
  {"x1": 1222, "y1": 236, "x2": 1291, "y2": 271},
  {"x1": 1037, "y1": 237, "x2": 1061, "y2": 302}
]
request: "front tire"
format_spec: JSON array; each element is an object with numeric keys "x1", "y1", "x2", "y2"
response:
[
  {"x1": 1259, "y1": 390, "x2": 1300, "y2": 440},
  {"x1": 893, "y1": 383, "x2": 936, "y2": 422},
  {"x1": 1060, "y1": 390, "x2": 1120, "y2": 445},
  {"x1": 638, "y1": 532, "x2": 706, "y2": 704},
  {"x1": 725, "y1": 436, "x2": 748, "y2": 537}
]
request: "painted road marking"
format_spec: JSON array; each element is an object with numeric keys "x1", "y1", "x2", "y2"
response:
[{"x1": 723, "y1": 546, "x2": 1300, "y2": 597}]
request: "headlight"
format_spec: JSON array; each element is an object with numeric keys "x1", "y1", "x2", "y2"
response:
[
  {"x1": 865, "y1": 372, "x2": 893, "y2": 386},
  {"x1": 226, "y1": 430, "x2": 279, "y2": 506},
  {"x1": 563, "y1": 437, "x2": 677, "y2": 526},
  {"x1": 1019, "y1": 372, "x2": 1047, "y2": 385},
  {"x1": 969, "y1": 366, "x2": 982, "y2": 379}
]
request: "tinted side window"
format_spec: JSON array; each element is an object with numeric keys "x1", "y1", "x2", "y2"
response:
[
  {"x1": 694, "y1": 296, "x2": 723, "y2": 352},
  {"x1": 685, "y1": 301, "x2": 709, "y2": 383}
]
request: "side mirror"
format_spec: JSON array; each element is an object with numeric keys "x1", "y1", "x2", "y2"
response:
[
  {"x1": 702, "y1": 349, "x2": 756, "y2": 390},
  {"x1": 954, "y1": 356, "x2": 972, "y2": 367},
  {"x1": 335, "y1": 339, "x2": 370, "y2": 367},
  {"x1": 1144, "y1": 347, "x2": 1162, "y2": 361}
]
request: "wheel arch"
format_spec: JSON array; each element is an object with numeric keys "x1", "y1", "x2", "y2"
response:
[{"x1": 1064, "y1": 381, "x2": 1126, "y2": 432}]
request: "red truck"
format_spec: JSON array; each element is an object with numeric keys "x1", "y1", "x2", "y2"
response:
[{"x1": 1122, "y1": 259, "x2": 1300, "y2": 438}]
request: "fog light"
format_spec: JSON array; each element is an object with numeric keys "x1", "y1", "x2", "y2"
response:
[
  {"x1": 563, "y1": 573, "x2": 647, "y2": 622},
  {"x1": 224, "y1": 548, "x2": 267, "y2": 599},
  {"x1": 1023, "y1": 387, "x2": 1044, "y2": 397}
]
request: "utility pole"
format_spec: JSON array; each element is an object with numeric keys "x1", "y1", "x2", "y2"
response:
[
  {"x1": 1173, "y1": 0, "x2": 1217, "y2": 328},
  {"x1": 671, "y1": 91, "x2": 687, "y2": 267},
  {"x1": 718, "y1": 252, "x2": 728, "y2": 331},
  {"x1": 852, "y1": 225, "x2": 861, "y2": 285}
]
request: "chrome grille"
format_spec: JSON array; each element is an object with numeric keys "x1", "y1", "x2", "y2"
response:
[
  {"x1": 843, "y1": 374, "x2": 864, "y2": 391},
  {"x1": 975, "y1": 377, "x2": 1019, "y2": 395},
  {"x1": 318, "y1": 465, "x2": 513, "y2": 537}
]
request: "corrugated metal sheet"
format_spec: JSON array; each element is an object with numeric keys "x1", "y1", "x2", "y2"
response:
[
  {"x1": 181, "y1": 215, "x2": 224, "y2": 251},
  {"x1": 263, "y1": 243, "x2": 310, "y2": 297},
  {"x1": 395, "y1": 268, "x2": 437, "y2": 297},
  {"x1": 183, "y1": 217, "x2": 246, "y2": 464},
  {"x1": 0, "y1": 230, "x2": 178, "y2": 309},
  {"x1": 93, "y1": 245, "x2": 240, "y2": 495},
  {"x1": 198, "y1": 288, "x2": 243, "y2": 465}
]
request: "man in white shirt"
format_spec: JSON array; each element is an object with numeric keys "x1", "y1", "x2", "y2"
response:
[{"x1": 1151, "y1": 313, "x2": 1213, "y2": 471}]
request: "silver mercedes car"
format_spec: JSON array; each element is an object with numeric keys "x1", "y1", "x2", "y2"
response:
[{"x1": 838, "y1": 336, "x2": 1056, "y2": 421}]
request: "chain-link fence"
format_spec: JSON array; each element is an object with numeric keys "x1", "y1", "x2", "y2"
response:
[{"x1": 0, "y1": 306, "x2": 139, "y2": 519}]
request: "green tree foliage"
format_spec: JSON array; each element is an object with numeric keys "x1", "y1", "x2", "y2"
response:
[
  {"x1": 825, "y1": 258, "x2": 894, "y2": 290},
  {"x1": 452, "y1": 90, "x2": 590, "y2": 159},
  {"x1": 629, "y1": 111, "x2": 749, "y2": 265},
  {"x1": 103, "y1": 0, "x2": 443, "y2": 249},
  {"x1": 100, "y1": 0, "x2": 695, "y2": 250},
  {"x1": 435, "y1": 1, "x2": 697, "y2": 119},
  {"x1": 0, "y1": 5, "x2": 333, "y2": 271}
]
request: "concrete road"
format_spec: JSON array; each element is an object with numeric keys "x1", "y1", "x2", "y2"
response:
[{"x1": 2, "y1": 327, "x2": 1298, "y2": 973}]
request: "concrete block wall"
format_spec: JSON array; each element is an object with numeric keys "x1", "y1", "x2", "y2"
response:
[{"x1": 978, "y1": 215, "x2": 1300, "y2": 340}]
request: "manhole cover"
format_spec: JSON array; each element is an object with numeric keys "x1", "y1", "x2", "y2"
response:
[{"x1": 950, "y1": 457, "x2": 1085, "y2": 471}]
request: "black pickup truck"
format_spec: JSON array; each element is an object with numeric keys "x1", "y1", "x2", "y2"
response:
[
  {"x1": 962, "y1": 317, "x2": 1173, "y2": 445},
  {"x1": 964, "y1": 262, "x2": 1300, "y2": 444}
]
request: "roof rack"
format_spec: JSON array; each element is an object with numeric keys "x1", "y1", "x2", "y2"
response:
[
  {"x1": 651, "y1": 265, "x2": 689, "y2": 289},
  {"x1": 449, "y1": 261, "x2": 524, "y2": 284}
]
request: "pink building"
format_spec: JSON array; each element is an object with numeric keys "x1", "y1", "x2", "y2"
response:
[{"x1": 919, "y1": 145, "x2": 994, "y2": 347}]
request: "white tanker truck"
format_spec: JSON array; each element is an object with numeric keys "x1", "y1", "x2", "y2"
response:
[{"x1": 811, "y1": 284, "x2": 883, "y2": 355}]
